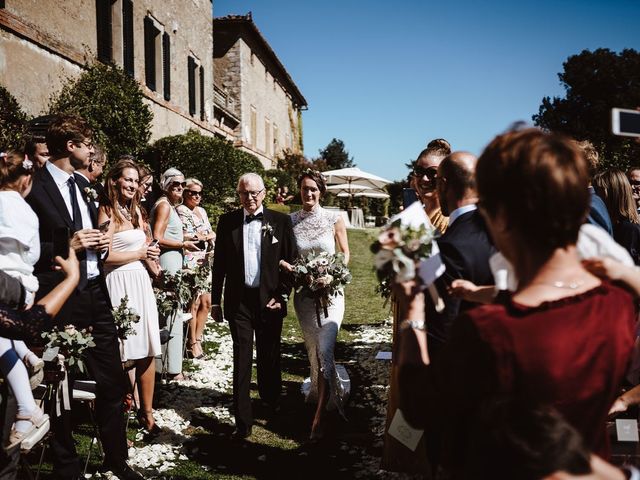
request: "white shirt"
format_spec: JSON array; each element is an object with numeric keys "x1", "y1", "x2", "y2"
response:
[
  {"x1": 46, "y1": 161, "x2": 99, "y2": 279},
  {"x1": 243, "y1": 206, "x2": 263, "y2": 288},
  {"x1": 0, "y1": 191, "x2": 40, "y2": 303},
  {"x1": 447, "y1": 204, "x2": 477, "y2": 226}
]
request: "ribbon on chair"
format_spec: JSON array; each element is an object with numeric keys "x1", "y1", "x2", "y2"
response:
[{"x1": 55, "y1": 354, "x2": 71, "y2": 416}]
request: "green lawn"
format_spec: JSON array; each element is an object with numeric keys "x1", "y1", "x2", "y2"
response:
[{"x1": 30, "y1": 229, "x2": 396, "y2": 479}]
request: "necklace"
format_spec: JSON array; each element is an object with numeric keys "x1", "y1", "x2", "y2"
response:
[
  {"x1": 531, "y1": 280, "x2": 585, "y2": 290},
  {"x1": 117, "y1": 202, "x2": 132, "y2": 222}
]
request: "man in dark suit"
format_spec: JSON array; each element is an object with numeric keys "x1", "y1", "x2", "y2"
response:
[
  {"x1": 428, "y1": 152, "x2": 496, "y2": 359},
  {"x1": 26, "y1": 114, "x2": 141, "y2": 480},
  {"x1": 211, "y1": 172, "x2": 296, "y2": 439}
]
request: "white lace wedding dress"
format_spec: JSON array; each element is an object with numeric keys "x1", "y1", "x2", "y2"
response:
[{"x1": 291, "y1": 205, "x2": 350, "y2": 415}]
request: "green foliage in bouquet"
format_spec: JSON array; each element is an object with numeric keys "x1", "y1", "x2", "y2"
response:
[
  {"x1": 370, "y1": 219, "x2": 437, "y2": 300},
  {"x1": 154, "y1": 271, "x2": 192, "y2": 318},
  {"x1": 41, "y1": 325, "x2": 96, "y2": 374},
  {"x1": 111, "y1": 295, "x2": 141, "y2": 340}
]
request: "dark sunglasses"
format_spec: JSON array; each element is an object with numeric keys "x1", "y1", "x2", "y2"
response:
[
  {"x1": 413, "y1": 166, "x2": 438, "y2": 180},
  {"x1": 170, "y1": 181, "x2": 186, "y2": 189},
  {"x1": 185, "y1": 190, "x2": 202, "y2": 197},
  {"x1": 630, "y1": 180, "x2": 640, "y2": 187}
]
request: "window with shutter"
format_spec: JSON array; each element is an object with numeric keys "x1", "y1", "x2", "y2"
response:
[
  {"x1": 188, "y1": 56, "x2": 196, "y2": 116},
  {"x1": 163, "y1": 33, "x2": 171, "y2": 100},
  {"x1": 199, "y1": 66, "x2": 205, "y2": 121},
  {"x1": 96, "y1": 0, "x2": 112, "y2": 63},
  {"x1": 144, "y1": 17, "x2": 158, "y2": 91},
  {"x1": 122, "y1": 0, "x2": 134, "y2": 76}
]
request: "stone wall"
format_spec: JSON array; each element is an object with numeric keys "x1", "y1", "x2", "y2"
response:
[
  {"x1": 0, "y1": 0, "x2": 218, "y2": 142},
  {"x1": 214, "y1": 37, "x2": 302, "y2": 169}
]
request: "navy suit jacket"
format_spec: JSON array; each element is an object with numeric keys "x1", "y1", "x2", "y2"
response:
[
  {"x1": 587, "y1": 187, "x2": 613, "y2": 236},
  {"x1": 427, "y1": 209, "x2": 496, "y2": 353}
]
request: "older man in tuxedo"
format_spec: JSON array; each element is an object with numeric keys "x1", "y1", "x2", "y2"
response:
[
  {"x1": 211, "y1": 173, "x2": 296, "y2": 439},
  {"x1": 26, "y1": 114, "x2": 141, "y2": 480}
]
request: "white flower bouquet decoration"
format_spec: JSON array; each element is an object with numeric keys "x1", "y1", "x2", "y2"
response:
[
  {"x1": 291, "y1": 251, "x2": 352, "y2": 327},
  {"x1": 111, "y1": 295, "x2": 140, "y2": 340},
  {"x1": 41, "y1": 325, "x2": 95, "y2": 373}
]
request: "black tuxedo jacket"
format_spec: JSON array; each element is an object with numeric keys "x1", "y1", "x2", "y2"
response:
[
  {"x1": 25, "y1": 166, "x2": 101, "y2": 326},
  {"x1": 211, "y1": 208, "x2": 297, "y2": 321},
  {"x1": 428, "y1": 209, "x2": 496, "y2": 349}
]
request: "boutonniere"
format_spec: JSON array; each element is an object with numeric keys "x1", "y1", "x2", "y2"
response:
[
  {"x1": 84, "y1": 186, "x2": 98, "y2": 201},
  {"x1": 261, "y1": 222, "x2": 274, "y2": 237}
]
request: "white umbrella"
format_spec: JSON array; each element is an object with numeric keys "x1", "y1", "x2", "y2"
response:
[
  {"x1": 326, "y1": 183, "x2": 373, "y2": 195},
  {"x1": 354, "y1": 191, "x2": 390, "y2": 199},
  {"x1": 322, "y1": 167, "x2": 391, "y2": 190}
]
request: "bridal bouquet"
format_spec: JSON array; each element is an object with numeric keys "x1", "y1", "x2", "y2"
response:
[
  {"x1": 154, "y1": 271, "x2": 192, "y2": 318},
  {"x1": 291, "y1": 251, "x2": 352, "y2": 327},
  {"x1": 371, "y1": 218, "x2": 438, "y2": 301},
  {"x1": 41, "y1": 325, "x2": 95, "y2": 374},
  {"x1": 111, "y1": 295, "x2": 140, "y2": 340}
]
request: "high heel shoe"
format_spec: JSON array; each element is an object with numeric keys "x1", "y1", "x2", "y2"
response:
[{"x1": 187, "y1": 341, "x2": 204, "y2": 359}]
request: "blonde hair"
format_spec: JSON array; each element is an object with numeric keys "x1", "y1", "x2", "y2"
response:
[
  {"x1": 185, "y1": 178, "x2": 203, "y2": 190},
  {"x1": 593, "y1": 169, "x2": 640, "y2": 224}
]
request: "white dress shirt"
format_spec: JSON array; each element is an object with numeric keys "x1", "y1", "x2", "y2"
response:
[
  {"x1": 243, "y1": 206, "x2": 263, "y2": 288},
  {"x1": 447, "y1": 203, "x2": 477, "y2": 226},
  {"x1": 46, "y1": 162, "x2": 99, "y2": 279}
]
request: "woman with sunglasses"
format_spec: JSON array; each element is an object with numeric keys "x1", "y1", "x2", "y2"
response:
[
  {"x1": 410, "y1": 138, "x2": 451, "y2": 234},
  {"x1": 151, "y1": 168, "x2": 199, "y2": 381},
  {"x1": 176, "y1": 178, "x2": 215, "y2": 359}
]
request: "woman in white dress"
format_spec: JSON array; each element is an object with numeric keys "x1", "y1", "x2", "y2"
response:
[
  {"x1": 290, "y1": 170, "x2": 350, "y2": 440},
  {"x1": 99, "y1": 158, "x2": 162, "y2": 433}
]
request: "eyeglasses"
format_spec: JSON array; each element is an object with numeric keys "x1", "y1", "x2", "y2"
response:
[
  {"x1": 169, "y1": 181, "x2": 186, "y2": 189},
  {"x1": 185, "y1": 190, "x2": 202, "y2": 197},
  {"x1": 76, "y1": 140, "x2": 94, "y2": 149},
  {"x1": 413, "y1": 166, "x2": 438, "y2": 180},
  {"x1": 238, "y1": 188, "x2": 264, "y2": 198}
]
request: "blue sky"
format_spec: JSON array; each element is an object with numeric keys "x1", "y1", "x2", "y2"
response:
[{"x1": 214, "y1": 1, "x2": 640, "y2": 182}]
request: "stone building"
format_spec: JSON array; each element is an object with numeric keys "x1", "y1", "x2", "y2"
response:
[
  {"x1": 0, "y1": 0, "x2": 219, "y2": 141},
  {"x1": 213, "y1": 14, "x2": 307, "y2": 169}
]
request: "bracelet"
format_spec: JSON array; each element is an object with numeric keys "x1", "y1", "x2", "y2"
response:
[{"x1": 401, "y1": 319, "x2": 425, "y2": 331}]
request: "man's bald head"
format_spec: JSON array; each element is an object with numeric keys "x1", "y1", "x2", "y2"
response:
[{"x1": 438, "y1": 151, "x2": 478, "y2": 214}]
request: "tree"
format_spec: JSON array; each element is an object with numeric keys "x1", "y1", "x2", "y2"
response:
[
  {"x1": 533, "y1": 48, "x2": 640, "y2": 170},
  {"x1": 277, "y1": 149, "x2": 313, "y2": 180},
  {"x1": 0, "y1": 85, "x2": 28, "y2": 152},
  {"x1": 147, "y1": 129, "x2": 263, "y2": 220},
  {"x1": 318, "y1": 138, "x2": 355, "y2": 170},
  {"x1": 49, "y1": 62, "x2": 153, "y2": 162}
]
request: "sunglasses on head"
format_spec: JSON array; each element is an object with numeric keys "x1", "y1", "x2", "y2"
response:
[{"x1": 413, "y1": 166, "x2": 438, "y2": 180}]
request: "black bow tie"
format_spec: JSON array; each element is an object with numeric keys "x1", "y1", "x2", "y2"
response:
[{"x1": 245, "y1": 212, "x2": 264, "y2": 223}]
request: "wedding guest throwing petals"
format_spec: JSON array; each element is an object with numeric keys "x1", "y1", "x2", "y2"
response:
[
  {"x1": 211, "y1": 173, "x2": 296, "y2": 439},
  {"x1": 151, "y1": 168, "x2": 198, "y2": 380},
  {"x1": 289, "y1": 169, "x2": 350, "y2": 440},
  {"x1": 176, "y1": 178, "x2": 215, "y2": 360},
  {"x1": 99, "y1": 159, "x2": 162, "y2": 434}
]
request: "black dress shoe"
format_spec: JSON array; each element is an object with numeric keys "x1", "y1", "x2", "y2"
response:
[
  {"x1": 231, "y1": 427, "x2": 252, "y2": 440},
  {"x1": 100, "y1": 464, "x2": 144, "y2": 480}
]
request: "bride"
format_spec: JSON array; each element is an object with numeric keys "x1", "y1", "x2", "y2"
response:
[{"x1": 289, "y1": 169, "x2": 350, "y2": 440}]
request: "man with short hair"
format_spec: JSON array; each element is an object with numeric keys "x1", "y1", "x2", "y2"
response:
[
  {"x1": 577, "y1": 140, "x2": 613, "y2": 235},
  {"x1": 211, "y1": 173, "x2": 297, "y2": 439},
  {"x1": 429, "y1": 152, "x2": 496, "y2": 358},
  {"x1": 75, "y1": 144, "x2": 107, "y2": 207},
  {"x1": 26, "y1": 114, "x2": 141, "y2": 480},
  {"x1": 24, "y1": 135, "x2": 50, "y2": 169}
]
